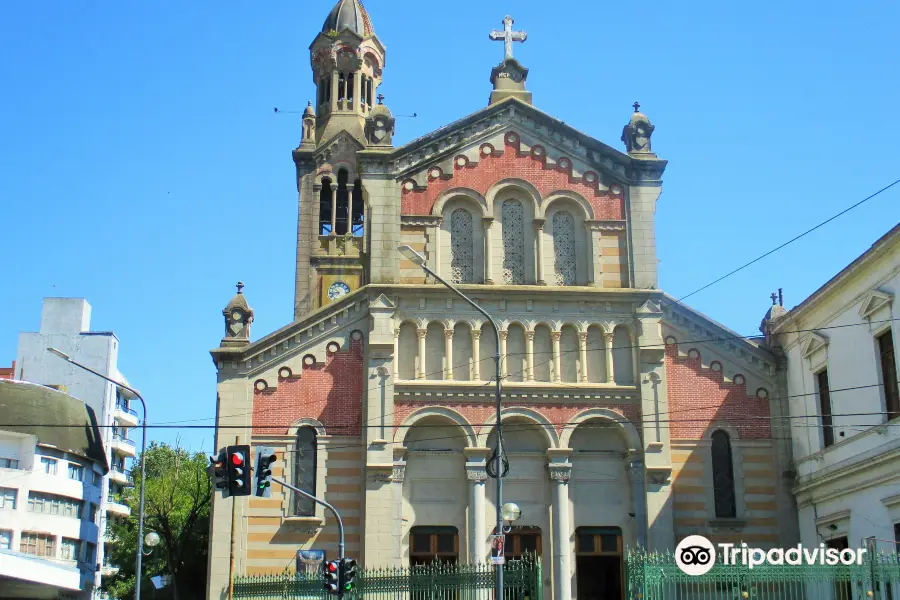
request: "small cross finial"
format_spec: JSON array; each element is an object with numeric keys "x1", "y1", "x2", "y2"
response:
[
  {"x1": 237, "y1": 281, "x2": 244, "y2": 295},
  {"x1": 633, "y1": 101, "x2": 641, "y2": 113},
  {"x1": 489, "y1": 15, "x2": 527, "y2": 61},
  {"x1": 770, "y1": 292, "x2": 778, "y2": 305},
  {"x1": 377, "y1": 93, "x2": 384, "y2": 105}
]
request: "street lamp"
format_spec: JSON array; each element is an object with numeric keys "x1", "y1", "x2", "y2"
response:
[
  {"x1": 143, "y1": 532, "x2": 160, "y2": 556},
  {"x1": 396, "y1": 245, "x2": 507, "y2": 598},
  {"x1": 47, "y1": 347, "x2": 149, "y2": 600}
]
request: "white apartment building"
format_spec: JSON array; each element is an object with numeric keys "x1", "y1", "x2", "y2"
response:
[
  {"x1": 0, "y1": 379, "x2": 110, "y2": 599},
  {"x1": 14, "y1": 298, "x2": 139, "y2": 588},
  {"x1": 772, "y1": 223, "x2": 900, "y2": 554}
]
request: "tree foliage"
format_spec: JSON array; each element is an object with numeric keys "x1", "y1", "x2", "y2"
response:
[{"x1": 103, "y1": 442, "x2": 211, "y2": 600}]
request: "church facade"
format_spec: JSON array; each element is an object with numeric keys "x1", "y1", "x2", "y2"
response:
[{"x1": 206, "y1": 2, "x2": 798, "y2": 599}]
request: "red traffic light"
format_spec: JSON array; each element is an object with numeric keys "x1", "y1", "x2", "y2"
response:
[
  {"x1": 327, "y1": 562, "x2": 337, "y2": 573},
  {"x1": 231, "y1": 452, "x2": 245, "y2": 466}
]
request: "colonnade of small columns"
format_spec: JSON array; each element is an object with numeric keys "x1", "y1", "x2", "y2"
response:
[{"x1": 393, "y1": 322, "x2": 638, "y2": 385}]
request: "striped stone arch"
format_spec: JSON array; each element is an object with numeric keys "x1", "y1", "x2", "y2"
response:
[
  {"x1": 393, "y1": 406, "x2": 478, "y2": 447},
  {"x1": 559, "y1": 407, "x2": 641, "y2": 452},
  {"x1": 476, "y1": 406, "x2": 560, "y2": 449}
]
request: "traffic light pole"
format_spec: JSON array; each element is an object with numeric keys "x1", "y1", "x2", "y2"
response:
[{"x1": 272, "y1": 477, "x2": 345, "y2": 560}]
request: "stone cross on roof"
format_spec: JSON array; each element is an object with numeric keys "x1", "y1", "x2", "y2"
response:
[
  {"x1": 489, "y1": 15, "x2": 527, "y2": 61},
  {"x1": 633, "y1": 101, "x2": 641, "y2": 112},
  {"x1": 770, "y1": 292, "x2": 778, "y2": 305},
  {"x1": 237, "y1": 281, "x2": 244, "y2": 294}
]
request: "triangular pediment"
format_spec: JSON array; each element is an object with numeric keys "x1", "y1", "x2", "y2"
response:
[
  {"x1": 369, "y1": 293, "x2": 396, "y2": 311},
  {"x1": 383, "y1": 98, "x2": 665, "y2": 187},
  {"x1": 801, "y1": 332, "x2": 829, "y2": 359},
  {"x1": 858, "y1": 289, "x2": 893, "y2": 319},
  {"x1": 315, "y1": 130, "x2": 365, "y2": 160}
]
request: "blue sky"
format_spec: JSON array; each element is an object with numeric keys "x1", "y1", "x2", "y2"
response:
[{"x1": 2, "y1": 1, "x2": 898, "y2": 453}]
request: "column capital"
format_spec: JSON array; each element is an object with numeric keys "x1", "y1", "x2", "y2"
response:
[
  {"x1": 482, "y1": 216, "x2": 495, "y2": 227},
  {"x1": 499, "y1": 330, "x2": 509, "y2": 341},
  {"x1": 444, "y1": 329, "x2": 454, "y2": 339},
  {"x1": 394, "y1": 329, "x2": 401, "y2": 339},
  {"x1": 525, "y1": 330, "x2": 536, "y2": 341},
  {"x1": 551, "y1": 331, "x2": 562, "y2": 342},
  {"x1": 532, "y1": 218, "x2": 546, "y2": 230},
  {"x1": 466, "y1": 462, "x2": 488, "y2": 482},
  {"x1": 578, "y1": 331, "x2": 588, "y2": 342},
  {"x1": 471, "y1": 330, "x2": 482, "y2": 340},
  {"x1": 603, "y1": 331, "x2": 615, "y2": 342},
  {"x1": 548, "y1": 462, "x2": 572, "y2": 484},
  {"x1": 392, "y1": 461, "x2": 406, "y2": 483},
  {"x1": 417, "y1": 329, "x2": 428, "y2": 338}
]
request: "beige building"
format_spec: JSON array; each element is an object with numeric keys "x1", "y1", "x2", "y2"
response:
[
  {"x1": 769, "y1": 224, "x2": 900, "y2": 556},
  {"x1": 206, "y1": 2, "x2": 799, "y2": 599}
]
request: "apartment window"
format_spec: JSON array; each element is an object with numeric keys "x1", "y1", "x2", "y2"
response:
[
  {"x1": 21, "y1": 532, "x2": 55, "y2": 557},
  {"x1": 0, "y1": 530, "x2": 10, "y2": 550},
  {"x1": 0, "y1": 487, "x2": 16, "y2": 509},
  {"x1": 711, "y1": 430, "x2": 737, "y2": 518},
  {"x1": 818, "y1": 370, "x2": 835, "y2": 448},
  {"x1": 41, "y1": 457, "x2": 58, "y2": 475},
  {"x1": 89, "y1": 503, "x2": 98, "y2": 523},
  {"x1": 28, "y1": 491, "x2": 84, "y2": 518},
  {"x1": 60, "y1": 537, "x2": 81, "y2": 561},
  {"x1": 0, "y1": 457, "x2": 19, "y2": 469},
  {"x1": 409, "y1": 526, "x2": 459, "y2": 566},
  {"x1": 93, "y1": 471, "x2": 101, "y2": 486},
  {"x1": 85, "y1": 542, "x2": 96, "y2": 565},
  {"x1": 879, "y1": 331, "x2": 899, "y2": 421},
  {"x1": 68, "y1": 463, "x2": 83, "y2": 481}
]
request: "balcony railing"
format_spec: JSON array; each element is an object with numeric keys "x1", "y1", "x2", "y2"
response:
[
  {"x1": 110, "y1": 466, "x2": 134, "y2": 485},
  {"x1": 115, "y1": 403, "x2": 138, "y2": 418},
  {"x1": 112, "y1": 435, "x2": 135, "y2": 448}
]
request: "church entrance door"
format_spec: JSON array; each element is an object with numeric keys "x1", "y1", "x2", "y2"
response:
[{"x1": 574, "y1": 527, "x2": 623, "y2": 600}]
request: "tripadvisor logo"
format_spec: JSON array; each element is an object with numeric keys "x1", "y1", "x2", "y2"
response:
[{"x1": 675, "y1": 535, "x2": 869, "y2": 576}]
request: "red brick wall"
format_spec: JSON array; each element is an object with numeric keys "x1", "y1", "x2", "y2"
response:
[
  {"x1": 401, "y1": 136, "x2": 625, "y2": 219},
  {"x1": 252, "y1": 340, "x2": 363, "y2": 436},
  {"x1": 393, "y1": 401, "x2": 640, "y2": 443},
  {"x1": 0, "y1": 361, "x2": 14, "y2": 380},
  {"x1": 665, "y1": 342, "x2": 772, "y2": 440}
]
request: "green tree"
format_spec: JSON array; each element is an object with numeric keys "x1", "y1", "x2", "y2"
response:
[{"x1": 103, "y1": 442, "x2": 211, "y2": 600}]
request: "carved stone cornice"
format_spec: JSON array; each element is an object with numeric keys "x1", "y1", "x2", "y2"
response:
[{"x1": 401, "y1": 215, "x2": 443, "y2": 227}]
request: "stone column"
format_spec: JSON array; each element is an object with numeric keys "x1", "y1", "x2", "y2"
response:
[
  {"x1": 466, "y1": 461, "x2": 488, "y2": 564},
  {"x1": 330, "y1": 71, "x2": 339, "y2": 113},
  {"x1": 393, "y1": 329, "x2": 400, "y2": 380},
  {"x1": 578, "y1": 332, "x2": 589, "y2": 382},
  {"x1": 416, "y1": 328, "x2": 427, "y2": 379},
  {"x1": 551, "y1": 331, "x2": 562, "y2": 382},
  {"x1": 352, "y1": 71, "x2": 362, "y2": 112},
  {"x1": 627, "y1": 457, "x2": 648, "y2": 548},
  {"x1": 548, "y1": 462, "x2": 573, "y2": 600},
  {"x1": 484, "y1": 218, "x2": 495, "y2": 284},
  {"x1": 444, "y1": 328, "x2": 454, "y2": 380},
  {"x1": 471, "y1": 330, "x2": 482, "y2": 381},
  {"x1": 604, "y1": 331, "x2": 615, "y2": 384},
  {"x1": 534, "y1": 219, "x2": 546, "y2": 285},
  {"x1": 584, "y1": 223, "x2": 595, "y2": 287},
  {"x1": 525, "y1": 331, "x2": 535, "y2": 382},
  {"x1": 498, "y1": 330, "x2": 509, "y2": 380}
]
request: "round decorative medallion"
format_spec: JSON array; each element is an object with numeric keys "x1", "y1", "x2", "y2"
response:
[
  {"x1": 327, "y1": 281, "x2": 351, "y2": 301},
  {"x1": 403, "y1": 180, "x2": 415, "y2": 191},
  {"x1": 611, "y1": 185, "x2": 623, "y2": 196},
  {"x1": 733, "y1": 374, "x2": 746, "y2": 386},
  {"x1": 455, "y1": 156, "x2": 468, "y2": 167},
  {"x1": 254, "y1": 379, "x2": 268, "y2": 392},
  {"x1": 531, "y1": 145, "x2": 545, "y2": 158},
  {"x1": 350, "y1": 330, "x2": 363, "y2": 341},
  {"x1": 756, "y1": 388, "x2": 769, "y2": 399},
  {"x1": 429, "y1": 167, "x2": 442, "y2": 179},
  {"x1": 688, "y1": 349, "x2": 701, "y2": 359},
  {"x1": 505, "y1": 132, "x2": 519, "y2": 144},
  {"x1": 584, "y1": 172, "x2": 596, "y2": 183},
  {"x1": 278, "y1": 367, "x2": 293, "y2": 379},
  {"x1": 558, "y1": 158, "x2": 571, "y2": 170},
  {"x1": 710, "y1": 361, "x2": 722, "y2": 373},
  {"x1": 303, "y1": 354, "x2": 316, "y2": 367},
  {"x1": 231, "y1": 310, "x2": 242, "y2": 321},
  {"x1": 480, "y1": 144, "x2": 494, "y2": 156},
  {"x1": 326, "y1": 341, "x2": 341, "y2": 354}
]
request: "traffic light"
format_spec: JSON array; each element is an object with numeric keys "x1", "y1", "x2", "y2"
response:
[
  {"x1": 226, "y1": 445, "x2": 251, "y2": 497},
  {"x1": 340, "y1": 557, "x2": 358, "y2": 593},
  {"x1": 207, "y1": 451, "x2": 230, "y2": 498},
  {"x1": 254, "y1": 448, "x2": 277, "y2": 498},
  {"x1": 323, "y1": 560, "x2": 340, "y2": 595}
]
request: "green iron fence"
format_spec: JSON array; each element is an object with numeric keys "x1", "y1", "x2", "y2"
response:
[
  {"x1": 627, "y1": 549, "x2": 900, "y2": 600},
  {"x1": 233, "y1": 556, "x2": 541, "y2": 600}
]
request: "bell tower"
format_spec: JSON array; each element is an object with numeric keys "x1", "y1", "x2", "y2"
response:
[
  {"x1": 309, "y1": 0, "x2": 385, "y2": 146},
  {"x1": 292, "y1": 0, "x2": 389, "y2": 320}
]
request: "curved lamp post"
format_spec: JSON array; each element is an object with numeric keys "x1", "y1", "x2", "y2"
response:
[
  {"x1": 397, "y1": 245, "x2": 506, "y2": 599},
  {"x1": 47, "y1": 347, "x2": 149, "y2": 600},
  {"x1": 143, "y1": 531, "x2": 160, "y2": 556}
]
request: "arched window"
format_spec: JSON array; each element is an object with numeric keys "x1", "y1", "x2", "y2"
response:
[
  {"x1": 552, "y1": 211, "x2": 577, "y2": 285},
  {"x1": 319, "y1": 178, "x2": 333, "y2": 235},
  {"x1": 335, "y1": 169, "x2": 349, "y2": 235},
  {"x1": 351, "y1": 178, "x2": 364, "y2": 236},
  {"x1": 711, "y1": 430, "x2": 736, "y2": 518},
  {"x1": 501, "y1": 199, "x2": 525, "y2": 284},
  {"x1": 294, "y1": 428, "x2": 317, "y2": 516},
  {"x1": 450, "y1": 208, "x2": 474, "y2": 284}
]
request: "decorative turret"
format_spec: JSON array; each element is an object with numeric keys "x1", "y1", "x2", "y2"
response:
[
  {"x1": 309, "y1": 0, "x2": 385, "y2": 146},
  {"x1": 621, "y1": 102, "x2": 656, "y2": 156},
  {"x1": 760, "y1": 289, "x2": 787, "y2": 347},
  {"x1": 365, "y1": 93, "x2": 394, "y2": 147},
  {"x1": 221, "y1": 282, "x2": 254, "y2": 348},
  {"x1": 488, "y1": 15, "x2": 531, "y2": 106}
]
